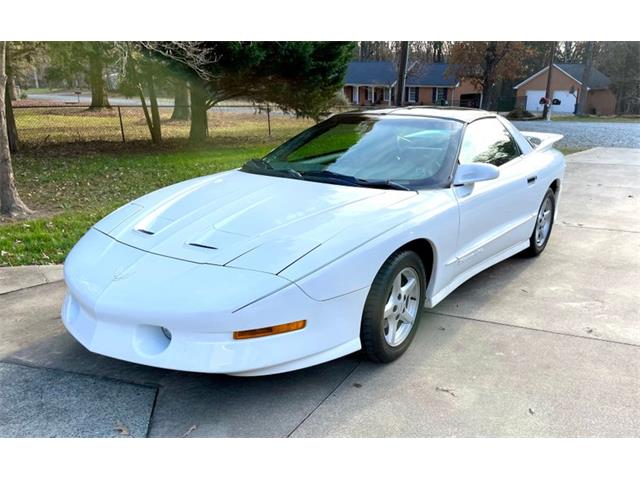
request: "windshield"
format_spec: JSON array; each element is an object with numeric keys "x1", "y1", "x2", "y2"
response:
[{"x1": 248, "y1": 114, "x2": 463, "y2": 189}]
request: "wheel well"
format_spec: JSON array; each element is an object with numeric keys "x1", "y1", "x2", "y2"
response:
[
  {"x1": 397, "y1": 239, "x2": 434, "y2": 285},
  {"x1": 549, "y1": 179, "x2": 560, "y2": 195}
]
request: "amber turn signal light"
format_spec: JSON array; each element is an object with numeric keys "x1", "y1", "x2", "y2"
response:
[{"x1": 233, "y1": 320, "x2": 307, "y2": 340}]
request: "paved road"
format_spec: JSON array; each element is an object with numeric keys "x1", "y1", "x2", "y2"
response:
[
  {"x1": 512, "y1": 120, "x2": 640, "y2": 149},
  {"x1": 26, "y1": 92, "x2": 277, "y2": 113},
  {"x1": 1, "y1": 148, "x2": 639, "y2": 437}
]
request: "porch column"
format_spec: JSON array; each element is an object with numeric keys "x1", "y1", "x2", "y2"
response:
[{"x1": 353, "y1": 84, "x2": 359, "y2": 104}]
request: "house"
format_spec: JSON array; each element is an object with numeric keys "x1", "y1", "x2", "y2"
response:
[
  {"x1": 342, "y1": 61, "x2": 482, "y2": 108},
  {"x1": 513, "y1": 63, "x2": 616, "y2": 115}
]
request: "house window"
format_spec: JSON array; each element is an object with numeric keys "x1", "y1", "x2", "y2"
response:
[
  {"x1": 434, "y1": 87, "x2": 448, "y2": 105},
  {"x1": 383, "y1": 87, "x2": 390, "y2": 102},
  {"x1": 407, "y1": 87, "x2": 417, "y2": 103},
  {"x1": 367, "y1": 87, "x2": 374, "y2": 103}
]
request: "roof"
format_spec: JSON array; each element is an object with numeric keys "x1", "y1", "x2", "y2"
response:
[
  {"x1": 514, "y1": 63, "x2": 611, "y2": 90},
  {"x1": 555, "y1": 64, "x2": 611, "y2": 89},
  {"x1": 343, "y1": 61, "x2": 461, "y2": 87},
  {"x1": 406, "y1": 63, "x2": 459, "y2": 87},
  {"x1": 343, "y1": 61, "x2": 397, "y2": 86},
  {"x1": 349, "y1": 106, "x2": 494, "y2": 124}
]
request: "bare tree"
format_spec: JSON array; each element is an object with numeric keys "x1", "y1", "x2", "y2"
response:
[{"x1": 0, "y1": 42, "x2": 31, "y2": 218}]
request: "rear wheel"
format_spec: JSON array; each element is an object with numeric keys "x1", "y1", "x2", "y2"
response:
[
  {"x1": 360, "y1": 251, "x2": 426, "y2": 363},
  {"x1": 523, "y1": 188, "x2": 556, "y2": 257}
]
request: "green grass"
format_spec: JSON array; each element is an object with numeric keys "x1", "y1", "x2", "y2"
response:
[
  {"x1": 551, "y1": 115, "x2": 640, "y2": 123},
  {"x1": 558, "y1": 147, "x2": 587, "y2": 155},
  {"x1": 1, "y1": 112, "x2": 315, "y2": 266},
  {"x1": 0, "y1": 146, "x2": 273, "y2": 266},
  {"x1": 22, "y1": 87, "x2": 67, "y2": 95}
]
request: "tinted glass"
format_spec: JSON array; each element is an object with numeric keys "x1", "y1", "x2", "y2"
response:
[
  {"x1": 262, "y1": 114, "x2": 463, "y2": 187},
  {"x1": 458, "y1": 118, "x2": 520, "y2": 167}
]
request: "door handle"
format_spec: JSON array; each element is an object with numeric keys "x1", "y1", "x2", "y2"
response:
[{"x1": 527, "y1": 176, "x2": 537, "y2": 185}]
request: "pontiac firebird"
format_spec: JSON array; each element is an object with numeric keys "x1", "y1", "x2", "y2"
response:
[{"x1": 62, "y1": 107, "x2": 565, "y2": 376}]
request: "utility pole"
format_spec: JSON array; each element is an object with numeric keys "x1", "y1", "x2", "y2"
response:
[
  {"x1": 395, "y1": 41, "x2": 409, "y2": 107},
  {"x1": 576, "y1": 41, "x2": 594, "y2": 116},
  {"x1": 542, "y1": 41, "x2": 555, "y2": 121}
]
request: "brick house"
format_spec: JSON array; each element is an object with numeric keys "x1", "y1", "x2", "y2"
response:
[
  {"x1": 343, "y1": 61, "x2": 483, "y2": 108},
  {"x1": 513, "y1": 63, "x2": 616, "y2": 115}
]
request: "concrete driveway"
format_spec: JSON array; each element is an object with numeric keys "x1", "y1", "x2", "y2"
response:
[{"x1": 1, "y1": 147, "x2": 638, "y2": 437}]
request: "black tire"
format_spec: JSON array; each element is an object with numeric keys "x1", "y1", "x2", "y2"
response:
[
  {"x1": 523, "y1": 188, "x2": 556, "y2": 257},
  {"x1": 360, "y1": 250, "x2": 426, "y2": 363}
]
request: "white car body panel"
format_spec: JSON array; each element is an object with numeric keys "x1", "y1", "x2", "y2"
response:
[{"x1": 62, "y1": 110, "x2": 566, "y2": 375}]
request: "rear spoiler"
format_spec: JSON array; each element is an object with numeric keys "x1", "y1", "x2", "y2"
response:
[{"x1": 520, "y1": 131, "x2": 564, "y2": 152}]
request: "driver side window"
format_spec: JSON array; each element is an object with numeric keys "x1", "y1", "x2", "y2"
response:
[{"x1": 459, "y1": 118, "x2": 521, "y2": 167}]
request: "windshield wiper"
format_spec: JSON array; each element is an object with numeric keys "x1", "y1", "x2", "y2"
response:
[
  {"x1": 301, "y1": 171, "x2": 412, "y2": 191},
  {"x1": 241, "y1": 159, "x2": 302, "y2": 179}
]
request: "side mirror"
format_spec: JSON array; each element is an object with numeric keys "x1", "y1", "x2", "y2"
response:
[{"x1": 453, "y1": 163, "x2": 499, "y2": 186}]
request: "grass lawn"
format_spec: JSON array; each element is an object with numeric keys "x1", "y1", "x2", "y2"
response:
[
  {"x1": 558, "y1": 147, "x2": 587, "y2": 155},
  {"x1": 0, "y1": 113, "x2": 314, "y2": 266},
  {"x1": 551, "y1": 115, "x2": 640, "y2": 123}
]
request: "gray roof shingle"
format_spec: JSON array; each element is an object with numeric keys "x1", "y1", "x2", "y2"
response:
[
  {"x1": 343, "y1": 61, "x2": 397, "y2": 85},
  {"x1": 556, "y1": 63, "x2": 611, "y2": 89},
  {"x1": 406, "y1": 63, "x2": 459, "y2": 86},
  {"x1": 343, "y1": 61, "x2": 461, "y2": 87}
]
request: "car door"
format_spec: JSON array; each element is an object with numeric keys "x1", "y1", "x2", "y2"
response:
[{"x1": 452, "y1": 117, "x2": 536, "y2": 274}]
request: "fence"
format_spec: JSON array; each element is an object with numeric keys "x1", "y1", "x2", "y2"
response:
[
  {"x1": 11, "y1": 97, "x2": 533, "y2": 148},
  {"x1": 11, "y1": 104, "x2": 324, "y2": 146}
]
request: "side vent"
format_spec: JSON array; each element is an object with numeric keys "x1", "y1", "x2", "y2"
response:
[
  {"x1": 137, "y1": 228, "x2": 155, "y2": 235},
  {"x1": 188, "y1": 242, "x2": 218, "y2": 250}
]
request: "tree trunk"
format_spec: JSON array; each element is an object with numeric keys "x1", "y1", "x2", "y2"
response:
[
  {"x1": 542, "y1": 41, "x2": 555, "y2": 120},
  {"x1": 88, "y1": 52, "x2": 110, "y2": 109},
  {"x1": 5, "y1": 83, "x2": 18, "y2": 153},
  {"x1": 576, "y1": 42, "x2": 594, "y2": 116},
  {"x1": 137, "y1": 80, "x2": 161, "y2": 144},
  {"x1": 148, "y1": 73, "x2": 161, "y2": 143},
  {"x1": 171, "y1": 80, "x2": 190, "y2": 121},
  {"x1": 395, "y1": 41, "x2": 409, "y2": 106},
  {"x1": 481, "y1": 83, "x2": 491, "y2": 109},
  {"x1": 4, "y1": 48, "x2": 19, "y2": 153},
  {"x1": 0, "y1": 42, "x2": 31, "y2": 218},
  {"x1": 189, "y1": 84, "x2": 209, "y2": 142},
  {"x1": 8, "y1": 75, "x2": 18, "y2": 100}
]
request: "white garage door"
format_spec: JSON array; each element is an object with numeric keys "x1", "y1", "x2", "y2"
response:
[
  {"x1": 526, "y1": 90, "x2": 546, "y2": 112},
  {"x1": 526, "y1": 89, "x2": 576, "y2": 114},
  {"x1": 551, "y1": 90, "x2": 576, "y2": 114}
]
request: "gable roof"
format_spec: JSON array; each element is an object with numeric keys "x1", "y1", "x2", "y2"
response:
[
  {"x1": 406, "y1": 63, "x2": 459, "y2": 87},
  {"x1": 514, "y1": 63, "x2": 611, "y2": 90},
  {"x1": 343, "y1": 61, "x2": 461, "y2": 87},
  {"x1": 344, "y1": 61, "x2": 397, "y2": 86},
  {"x1": 556, "y1": 63, "x2": 611, "y2": 89}
]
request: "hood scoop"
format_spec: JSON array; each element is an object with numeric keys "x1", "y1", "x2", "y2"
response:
[
  {"x1": 188, "y1": 242, "x2": 218, "y2": 250},
  {"x1": 187, "y1": 228, "x2": 250, "y2": 252},
  {"x1": 134, "y1": 215, "x2": 175, "y2": 236}
]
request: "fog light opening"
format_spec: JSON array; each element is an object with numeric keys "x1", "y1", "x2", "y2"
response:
[{"x1": 233, "y1": 320, "x2": 307, "y2": 340}]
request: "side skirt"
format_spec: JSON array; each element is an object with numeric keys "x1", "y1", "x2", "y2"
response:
[{"x1": 425, "y1": 240, "x2": 530, "y2": 308}]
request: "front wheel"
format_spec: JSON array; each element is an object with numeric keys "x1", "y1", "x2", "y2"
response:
[
  {"x1": 523, "y1": 188, "x2": 556, "y2": 257},
  {"x1": 360, "y1": 250, "x2": 426, "y2": 363}
]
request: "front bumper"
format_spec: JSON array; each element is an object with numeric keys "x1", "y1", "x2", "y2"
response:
[{"x1": 61, "y1": 229, "x2": 366, "y2": 375}]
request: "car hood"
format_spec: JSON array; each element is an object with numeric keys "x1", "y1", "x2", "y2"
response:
[{"x1": 94, "y1": 170, "x2": 418, "y2": 274}]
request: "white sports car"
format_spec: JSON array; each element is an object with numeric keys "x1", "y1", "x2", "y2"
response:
[{"x1": 62, "y1": 107, "x2": 565, "y2": 376}]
